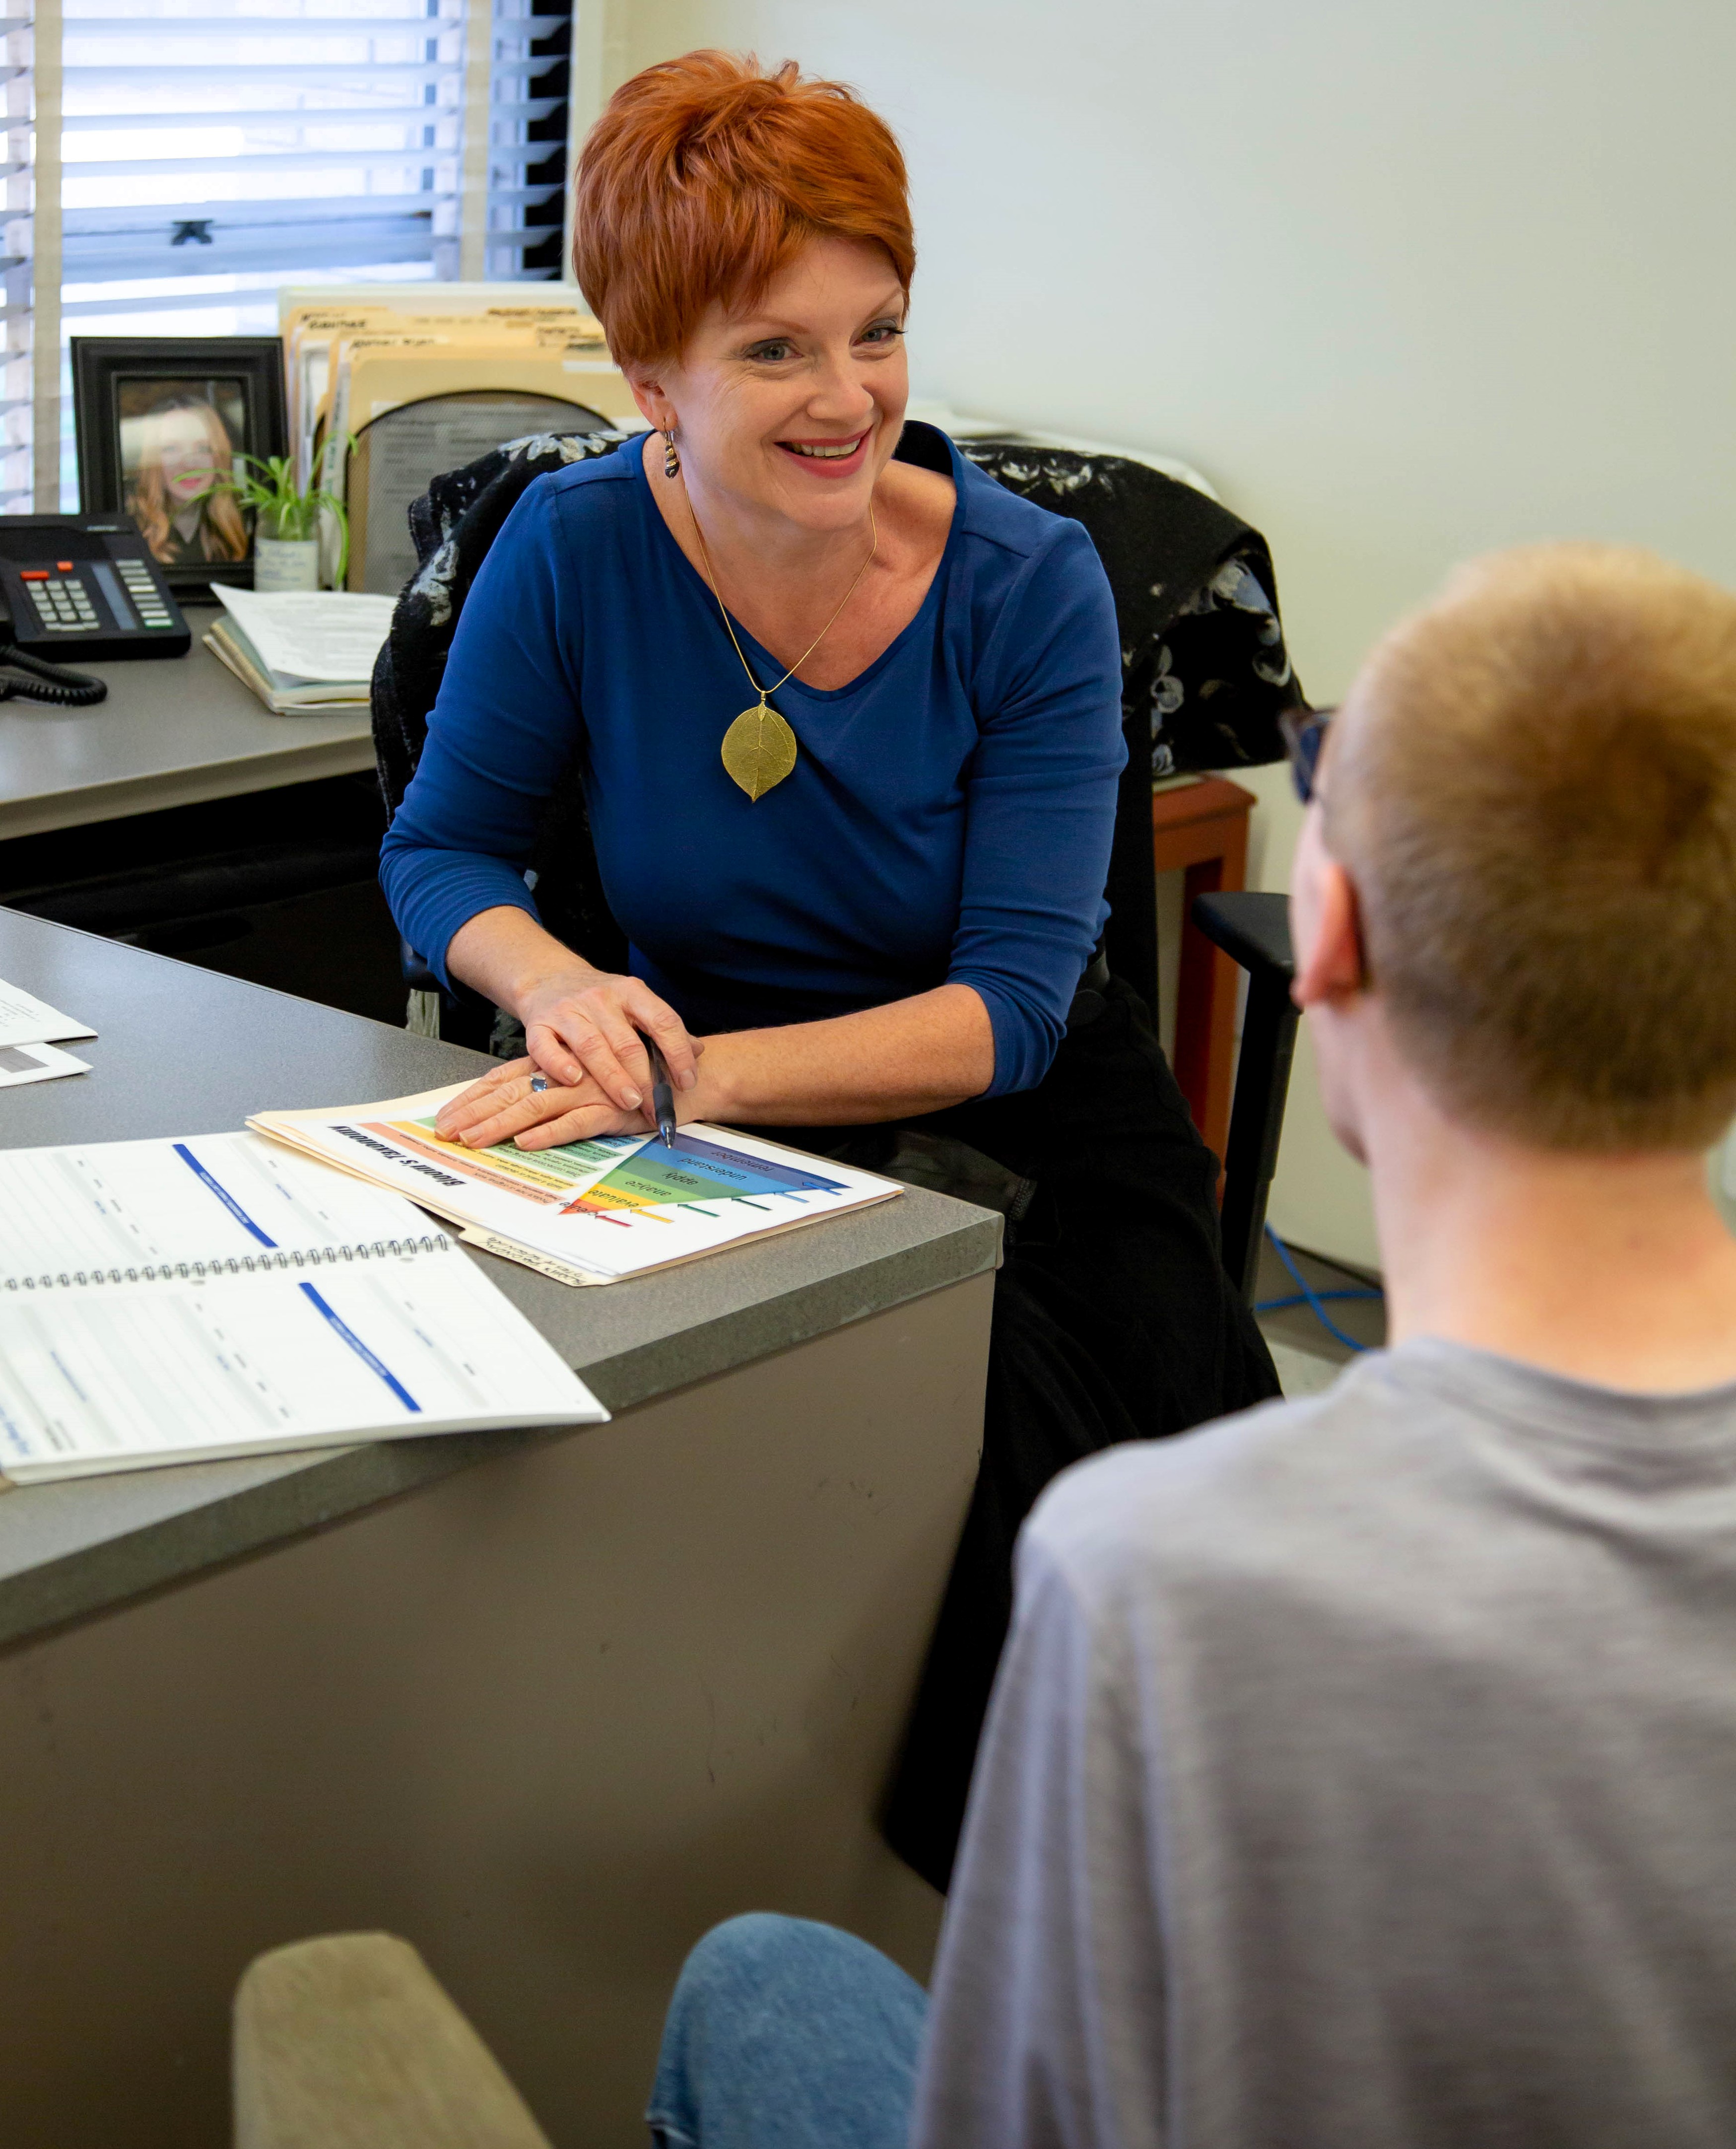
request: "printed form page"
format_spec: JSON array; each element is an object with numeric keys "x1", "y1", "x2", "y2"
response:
[
  {"x1": 0, "y1": 1249, "x2": 604, "y2": 1483},
  {"x1": 0, "y1": 1131, "x2": 444, "y2": 1282}
]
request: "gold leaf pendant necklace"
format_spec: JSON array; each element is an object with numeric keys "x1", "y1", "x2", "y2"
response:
[{"x1": 686, "y1": 489, "x2": 878, "y2": 803}]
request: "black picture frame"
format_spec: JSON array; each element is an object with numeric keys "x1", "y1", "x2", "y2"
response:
[{"x1": 71, "y1": 337, "x2": 289, "y2": 596}]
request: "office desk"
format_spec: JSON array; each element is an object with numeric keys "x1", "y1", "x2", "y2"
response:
[
  {"x1": 0, "y1": 618, "x2": 374, "y2": 841},
  {"x1": 0, "y1": 910, "x2": 997, "y2": 2149}
]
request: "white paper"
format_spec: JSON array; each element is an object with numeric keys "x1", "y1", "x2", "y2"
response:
[
  {"x1": 0, "y1": 1040, "x2": 90, "y2": 1087},
  {"x1": 0, "y1": 1129, "x2": 447, "y2": 1284},
  {"x1": 0, "y1": 976, "x2": 96, "y2": 1049},
  {"x1": 0, "y1": 1252, "x2": 604, "y2": 1483},
  {"x1": 213, "y1": 586, "x2": 396, "y2": 684},
  {"x1": 251, "y1": 1085, "x2": 903, "y2": 1287}
]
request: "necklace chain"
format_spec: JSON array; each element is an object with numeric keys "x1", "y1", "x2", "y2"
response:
[{"x1": 685, "y1": 487, "x2": 879, "y2": 703}]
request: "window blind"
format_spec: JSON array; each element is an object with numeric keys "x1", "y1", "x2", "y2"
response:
[
  {"x1": 480, "y1": 0, "x2": 568, "y2": 280},
  {"x1": 61, "y1": 0, "x2": 472, "y2": 326},
  {"x1": 37, "y1": 0, "x2": 573, "y2": 503},
  {"x1": 3, "y1": 4, "x2": 34, "y2": 510}
]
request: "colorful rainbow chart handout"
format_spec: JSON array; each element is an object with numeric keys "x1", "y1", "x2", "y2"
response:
[
  {"x1": 556, "y1": 1129, "x2": 851, "y2": 1222},
  {"x1": 250, "y1": 1087, "x2": 903, "y2": 1287}
]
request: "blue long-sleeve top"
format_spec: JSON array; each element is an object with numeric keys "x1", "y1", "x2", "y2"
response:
[{"x1": 379, "y1": 423, "x2": 1125, "y2": 1099}]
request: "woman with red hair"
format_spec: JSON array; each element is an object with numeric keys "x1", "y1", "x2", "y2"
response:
[
  {"x1": 126, "y1": 393, "x2": 248, "y2": 566},
  {"x1": 382, "y1": 51, "x2": 1276, "y2": 1882}
]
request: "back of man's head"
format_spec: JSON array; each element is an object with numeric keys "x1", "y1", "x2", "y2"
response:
[{"x1": 1328, "y1": 543, "x2": 1736, "y2": 1152}]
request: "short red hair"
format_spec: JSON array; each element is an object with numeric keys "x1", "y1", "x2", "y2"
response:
[{"x1": 573, "y1": 51, "x2": 915, "y2": 370}]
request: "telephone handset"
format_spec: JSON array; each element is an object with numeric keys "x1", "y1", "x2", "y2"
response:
[{"x1": 0, "y1": 514, "x2": 192, "y2": 703}]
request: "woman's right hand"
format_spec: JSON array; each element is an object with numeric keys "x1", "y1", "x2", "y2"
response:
[{"x1": 513, "y1": 963, "x2": 703, "y2": 1114}]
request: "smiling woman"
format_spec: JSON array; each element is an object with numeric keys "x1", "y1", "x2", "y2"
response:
[
  {"x1": 123, "y1": 389, "x2": 250, "y2": 566},
  {"x1": 378, "y1": 49, "x2": 1278, "y2": 1887}
]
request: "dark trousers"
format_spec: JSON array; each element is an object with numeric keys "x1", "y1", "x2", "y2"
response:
[{"x1": 775, "y1": 977, "x2": 1280, "y2": 1893}]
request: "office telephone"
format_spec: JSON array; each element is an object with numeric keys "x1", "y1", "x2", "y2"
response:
[{"x1": 0, "y1": 514, "x2": 191, "y2": 702}]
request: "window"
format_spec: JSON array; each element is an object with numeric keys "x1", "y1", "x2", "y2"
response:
[
  {"x1": 32, "y1": 0, "x2": 571, "y2": 503},
  {"x1": 479, "y1": 0, "x2": 570, "y2": 280},
  {"x1": 3, "y1": 4, "x2": 39, "y2": 512}
]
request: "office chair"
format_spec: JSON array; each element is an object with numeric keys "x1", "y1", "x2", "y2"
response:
[
  {"x1": 1191, "y1": 889, "x2": 1298, "y2": 1298},
  {"x1": 957, "y1": 437, "x2": 1301, "y2": 1013},
  {"x1": 234, "y1": 1932, "x2": 552, "y2": 2149}
]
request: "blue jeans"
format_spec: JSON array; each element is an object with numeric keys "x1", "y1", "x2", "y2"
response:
[{"x1": 647, "y1": 1914, "x2": 928, "y2": 2149}]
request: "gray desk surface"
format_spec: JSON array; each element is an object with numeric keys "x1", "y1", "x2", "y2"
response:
[
  {"x1": 0, "y1": 611, "x2": 375, "y2": 841},
  {"x1": 0, "y1": 908, "x2": 999, "y2": 1649}
]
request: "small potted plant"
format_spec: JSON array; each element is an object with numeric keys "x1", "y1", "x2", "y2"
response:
[{"x1": 217, "y1": 453, "x2": 350, "y2": 592}]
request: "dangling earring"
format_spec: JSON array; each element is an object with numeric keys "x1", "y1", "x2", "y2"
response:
[{"x1": 662, "y1": 427, "x2": 680, "y2": 480}]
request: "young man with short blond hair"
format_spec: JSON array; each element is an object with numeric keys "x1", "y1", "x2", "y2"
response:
[{"x1": 650, "y1": 543, "x2": 1736, "y2": 2149}]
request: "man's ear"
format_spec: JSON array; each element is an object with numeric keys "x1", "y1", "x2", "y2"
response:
[{"x1": 1292, "y1": 855, "x2": 1367, "y2": 1010}]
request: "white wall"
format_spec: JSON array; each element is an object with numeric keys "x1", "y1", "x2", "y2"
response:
[{"x1": 595, "y1": 0, "x2": 1736, "y2": 1268}]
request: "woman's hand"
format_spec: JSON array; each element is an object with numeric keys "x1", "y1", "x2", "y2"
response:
[
  {"x1": 515, "y1": 962, "x2": 702, "y2": 1113},
  {"x1": 434, "y1": 1056, "x2": 661, "y2": 1151},
  {"x1": 436, "y1": 920, "x2": 707, "y2": 1150}
]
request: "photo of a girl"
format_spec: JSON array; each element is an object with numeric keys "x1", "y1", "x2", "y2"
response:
[{"x1": 121, "y1": 387, "x2": 250, "y2": 566}]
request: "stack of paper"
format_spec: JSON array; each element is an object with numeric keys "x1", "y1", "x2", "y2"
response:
[
  {"x1": 0, "y1": 977, "x2": 95, "y2": 1087},
  {"x1": 204, "y1": 586, "x2": 396, "y2": 715}
]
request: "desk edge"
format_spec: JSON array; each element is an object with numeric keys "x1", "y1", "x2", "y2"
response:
[
  {"x1": 0, "y1": 736, "x2": 377, "y2": 841},
  {"x1": 0, "y1": 1208, "x2": 1001, "y2": 1653}
]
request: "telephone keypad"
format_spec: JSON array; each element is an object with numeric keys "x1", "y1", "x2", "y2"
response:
[
  {"x1": 21, "y1": 575, "x2": 101, "y2": 632},
  {"x1": 116, "y1": 559, "x2": 172, "y2": 626},
  {"x1": 19, "y1": 561, "x2": 174, "y2": 634}
]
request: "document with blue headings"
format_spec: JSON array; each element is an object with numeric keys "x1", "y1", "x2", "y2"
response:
[{"x1": 0, "y1": 1129, "x2": 605, "y2": 1484}]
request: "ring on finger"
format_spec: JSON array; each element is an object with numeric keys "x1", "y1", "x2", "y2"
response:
[{"x1": 530, "y1": 1075, "x2": 548, "y2": 1093}]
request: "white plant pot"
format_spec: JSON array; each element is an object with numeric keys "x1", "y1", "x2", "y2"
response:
[{"x1": 253, "y1": 536, "x2": 321, "y2": 593}]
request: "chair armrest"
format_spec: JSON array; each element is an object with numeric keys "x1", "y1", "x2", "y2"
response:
[
  {"x1": 1188, "y1": 889, "x2": 1299, "y2": 1300},
  {"x1": 400, "y1": 937, "x2": 441, "y2": 992},
  {"x1": 234, "y1": 1932, "x2": 554, "y2": 2149},
  {"x1": 399, "y1": 937, "x2": 498, "y2": 1052},
  {"x1": 1190, "y1": 890, "x2": 1293, "y2": 982}
]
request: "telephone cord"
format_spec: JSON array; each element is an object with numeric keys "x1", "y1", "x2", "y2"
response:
[{"x1": 0, "y1": 642, "x2": 108, "y2": 706}]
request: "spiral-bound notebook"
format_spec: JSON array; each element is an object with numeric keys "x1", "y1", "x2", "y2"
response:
[{"x1": 0, "y1": 1130, "x2": 605, "y2": 1485}]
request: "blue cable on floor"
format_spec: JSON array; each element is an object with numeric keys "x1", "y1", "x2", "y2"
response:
[{"x1": 1256, "y1": 1225, "x2": 1383, "y2": 1354}]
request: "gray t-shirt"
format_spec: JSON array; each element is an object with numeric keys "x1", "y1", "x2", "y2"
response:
[{"x1": 911, "y1": 1338, "x2": 1736, "y2": 2148}]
